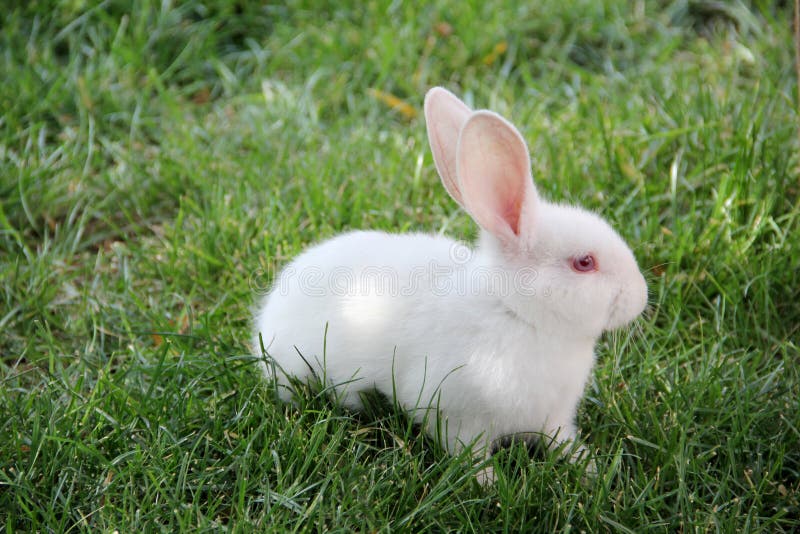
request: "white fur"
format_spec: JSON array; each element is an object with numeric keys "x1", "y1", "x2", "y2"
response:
[{"x1": 252, "y1": 87, "x2": 648, "y2": 476}]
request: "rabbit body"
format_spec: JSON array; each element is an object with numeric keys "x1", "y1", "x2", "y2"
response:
[
  {"x1": 253, "y1": 87, "x2": 648, "y2": 469},
  {"x1": 253, "y1": 229, "x2": 596, "y2": 453}
]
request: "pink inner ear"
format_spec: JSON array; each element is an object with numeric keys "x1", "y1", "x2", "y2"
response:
[
  {"x1": 456, "y1": 111, "x2": 536, "y2": 242},
  {"x1": 502, "y1": 195, "x2": 523, "y2": 236}
]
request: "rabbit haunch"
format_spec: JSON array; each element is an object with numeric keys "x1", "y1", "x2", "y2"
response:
[{"x1": 253, "y1": 87, "x2": 648, "y2": 476}]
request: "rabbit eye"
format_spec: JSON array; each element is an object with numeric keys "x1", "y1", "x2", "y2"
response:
[{"x1": 571, "y1": 254, "x2": 597, "y2": 273}]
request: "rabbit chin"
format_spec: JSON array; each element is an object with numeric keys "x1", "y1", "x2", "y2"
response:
[{"x1": 498, "y1": 288, "x2": 609, "y2": 342}]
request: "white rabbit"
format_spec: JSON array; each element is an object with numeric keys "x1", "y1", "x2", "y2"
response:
[{"x1": 252, "y1": 87, "x2": 648, "y2": 482}]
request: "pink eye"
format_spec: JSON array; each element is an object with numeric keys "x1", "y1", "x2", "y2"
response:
[{"x1": 571, "y1": 254, "x2": 597, "y2": 273}]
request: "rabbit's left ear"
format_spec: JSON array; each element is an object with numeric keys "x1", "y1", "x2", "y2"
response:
[
  {"x1": 424, "y1": 87, "x2": 472, "y2": 209},
  {"x1": 456, "y1": 110, "x2": 540, "y2": 244}
]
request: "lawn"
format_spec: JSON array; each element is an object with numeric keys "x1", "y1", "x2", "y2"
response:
[{"x1": 1, "y1": 0, "x2": 799, "y2": 531}]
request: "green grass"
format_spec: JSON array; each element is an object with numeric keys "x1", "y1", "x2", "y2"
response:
[{"x1": 2, "y1": 0, "x2": 799, "y2": 530}]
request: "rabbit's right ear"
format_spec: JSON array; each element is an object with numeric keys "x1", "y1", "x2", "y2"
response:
[
  {"x1": 424, "y1": 87, "x2": 472, "y2": 209},
  {"x1": 456, "y1": 110, "x2": 539, "y2": 246}
]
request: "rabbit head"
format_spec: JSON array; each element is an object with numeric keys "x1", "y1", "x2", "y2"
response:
[{"x1": 424, "y1": 87, "x2": 647, "y2": 340}]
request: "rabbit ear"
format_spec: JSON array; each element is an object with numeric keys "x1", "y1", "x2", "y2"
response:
[
  {"x1": 424, "y1": 87, "x2": 472, "y2": 208},
  {"x1": 456, "y1": 110, "x2": 539, "y2": 244}
]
